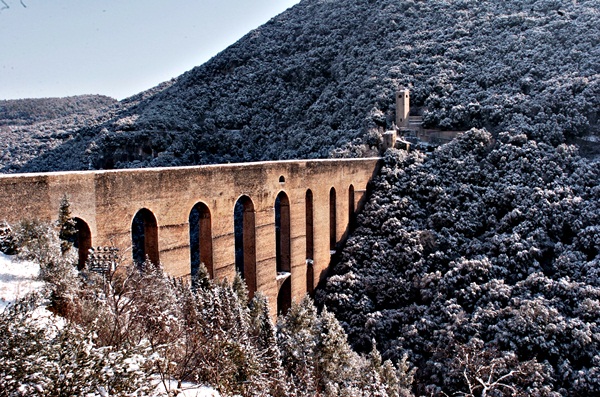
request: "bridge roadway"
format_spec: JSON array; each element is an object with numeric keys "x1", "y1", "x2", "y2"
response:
[{"x1": 0, "y1": 158, "x2": 381, "y2": 316}]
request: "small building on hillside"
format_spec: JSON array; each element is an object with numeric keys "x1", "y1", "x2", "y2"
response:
[{"x1": 385, "y1": 89, "x2": 463, "y2": 152}]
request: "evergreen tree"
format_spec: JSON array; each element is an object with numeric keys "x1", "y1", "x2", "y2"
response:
[
  {"x1": 249, "y1": 293, "x2": 288, "y2": 397},
  {"x1": 278, "y1": 295, "x2": 320, "y2": 396},
  {"x1": 232, "y1": 270, "x2": 249, "y2": 307},
  {"x1": 0, "y1": 293, "x2": 153, "y2": 396},
  {"x1": 191, "y1": 261, "x2": 211, "y2": 291},
  {"x1": 278, "y1": 296, "x2": 414, "y2": 397},
  {"x1": 360, "y1": 342, "x2": 415, "y2": 397},
  {"x1": 0, "y1": 221, "x2": 16, "y2": 255},
  {"x1": 13, "y1": 219, "x2": 60, "y2": 265},
  {"x1": 56, "y1": 194, "x2": 77, "y2": 255},
  {"x1": 5, "y1": 217, "x2": 415, "y2": 396},
  {"x1": 316, "y1": 306, "x2": 361, "y2": 393},
  {"x1": 359, "y1": 343, "x2": 390, "y2": 397},
  {"x1": 11, "y1": 218, "x2": 80, "y2": 316}
]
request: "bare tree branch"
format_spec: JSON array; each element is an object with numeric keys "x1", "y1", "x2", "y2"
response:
[{"x1": 0, "y1": 0, "x2": 27, "y2": 11}]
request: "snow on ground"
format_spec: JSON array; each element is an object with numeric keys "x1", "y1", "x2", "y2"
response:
[
  {"x1": 177, "y1": 387, "x2": 220, "y2": 397},
  {"x1": 154, "y1": 380, "x2": 221, "y2": 397},
  {"x1": 0, "y1": 253, "x2": 221, "y2": 396},
  {"x1": 0, "y1": 252, "x2": 43, "y2": 311}
]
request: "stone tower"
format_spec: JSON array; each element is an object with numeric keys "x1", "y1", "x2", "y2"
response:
[{"x1": 396, "y1": 89, "x2": 410, "y2": 129}]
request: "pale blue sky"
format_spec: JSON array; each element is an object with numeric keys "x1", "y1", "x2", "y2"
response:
[{"x1": 0, "y1": 0, "x2": 301, "y2": 100}]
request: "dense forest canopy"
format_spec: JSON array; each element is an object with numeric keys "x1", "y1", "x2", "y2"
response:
[
  {"x1": 0, "y1": 95, "x2": 119, "y2": 172},
  {"x1": 319, "y1": 130, "x2": 600, "y2": 395},
  {"x1": 0, "y1": 0, "x2": 598, "y2": 172},
  {"x1": 0, "y1": 96, "x2": 117, "y2": 127}
]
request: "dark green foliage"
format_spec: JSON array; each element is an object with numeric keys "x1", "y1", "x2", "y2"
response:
[
  {"x1": 0, "y1": 222, "x2": 16, "y2": 255},
  {"x1": 0, "y1": 95, "x2": 120, "y2": 173},
  {"x1": 320, "y1": 129, "x2": 600, "y2": 395},
  {"x1": 0, "y1": 95, "x2": 117, "y2": 126},
  {"x1": 57, "y1": 195, "x2": 77, "y2": 254}
]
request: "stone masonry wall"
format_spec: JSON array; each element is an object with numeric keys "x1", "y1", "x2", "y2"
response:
[{"x1": 0, "y1": 158, "x2": 381, "y2": 316}]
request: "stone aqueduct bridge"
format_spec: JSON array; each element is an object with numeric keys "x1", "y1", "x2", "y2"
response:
[{"x1": 0, "y1": 158, "x2": 381, "y2": 316}]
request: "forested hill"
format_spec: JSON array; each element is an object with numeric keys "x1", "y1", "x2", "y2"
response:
[
  {"x1": 0, "y1": 95, "x2": 120, "y2": 173},
  {"x1": 0, "y1": 95, "x2": 117, "y2": 126},
  {"x1": 2, "y1": 0, "x2": 598, "y2": 173},
  {"x1": 319, "y1": 130, "x2": 600, "y2": 395}
]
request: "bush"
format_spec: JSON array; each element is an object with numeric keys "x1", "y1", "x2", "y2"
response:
[
  {"x1": 0, "y1": 221, "x2": 16, "y2": 255},
  {"x1": 0, "y1": 293, "x2": 153, "y2": 397}
]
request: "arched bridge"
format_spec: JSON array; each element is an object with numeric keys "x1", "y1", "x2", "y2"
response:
[{"x1": 0, "y1": 158, "x2": 381, "y2": 315}]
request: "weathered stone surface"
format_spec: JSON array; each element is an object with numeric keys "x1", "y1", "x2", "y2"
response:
[{"x1": 0, "y1": 158, "x2": 381, "y2": 316}]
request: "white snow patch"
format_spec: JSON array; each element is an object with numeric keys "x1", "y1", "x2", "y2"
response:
[
  {"x1": 0, "y1": 252, "x2": 44, "y2": 311},
  {"x1": 581, "y1": 134, "x2": 600, "y2": 142},
  {"x1": 173, "y1": 385, "x2": 220, "y2": 397},
  {"x1": 153, "y1": 380, "x2": 220, "y2": 397}
]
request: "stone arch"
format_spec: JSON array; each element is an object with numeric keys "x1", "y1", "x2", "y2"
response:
[
  {"x1": 131, "y1": 208, "x2": 159, "y2": 267},
  {"x1": 234, "y1": 195, "x2": 256, "y2": 298},
  {"x1": 73, "y1": 217, "x2": 91, "y2": 270},
  {"x1": 330, "y1": 187, "x2": 337, "y2": 252},
  {"x1": 275, "y1": 191, "x2": 291, "y2": 273},
  {"x1": 277, "y1": 277, "x2": 292, "y2": 316},
  {"x1": 348, "y1": 184, "x2": 355, "y2": 229},
  {"x1": 305, "y1": 189, "x2": 314, "y2": 294},
  {"x1": 189, "y1": 202, "x2": 213, "y2": 278}
]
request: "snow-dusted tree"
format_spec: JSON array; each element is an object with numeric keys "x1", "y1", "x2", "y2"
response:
[
  {"x1": 191, "y1": 261, "x2": 211, "y2": 291},
  {"x1": 0, "y1": 293, "x2": 153, "y2": 397},
  {"x1": 232, "y1": 270, "x2": 249, "y2": 307},
  {"x1": 0, "y1": 221, "x2": 16, "y2": 254},
  {"x1": 436, "y1": 338, "x2": 558, "y2": 397},
  {"x1": 214, "y1": 280, "x2": 264, "y2": 396},
  {"x1": 315, "y1": 306, "x2": 362, "y2": 394},
  {"x1": 56, "y1": 194, "x2": 77, "y2": 254},
  {"x1": 359, "y1": 342, "x2": 414, "y2": 397},
  {"x1": 278, "y1": 295, "x2": 320, "y2": 395},
  {"x1": 279, "y1": 296, "x2": 413, "y2": 396},
  {"x1": 11, "y1": 218, "x2": 80, "y2": 316},
  {"x1": 249, "y1": 292, "x2": 288, "y2": 397},
  {"x1": 12, "y1": 219, "x2": 59, "y2": 264}
]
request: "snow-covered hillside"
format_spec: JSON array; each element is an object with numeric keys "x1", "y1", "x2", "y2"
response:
[
  {"x1": 2, "y1": 0, "x2": 598, "y2": 172},
  {"x1": 320, "y1": 129, "x2": 600, "y2": 395}
]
